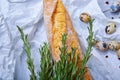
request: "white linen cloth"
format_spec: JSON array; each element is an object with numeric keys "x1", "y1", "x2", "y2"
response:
[
  {"x1": 75, "y1": 0, "x2": 120, "y2": 80},
  {"x1": 0, "y1": 0, "x2": 120, "y2": 80}
]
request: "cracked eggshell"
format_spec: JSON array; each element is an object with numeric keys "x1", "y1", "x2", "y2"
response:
[
  {"x1": 105, "y1": 22, "x2": 116, "y2": 34},
  {"x1": 95, "y1": 42, "x2": 108, "y2": 51},
  {"x1": 107, "y1": 41, "x2": 120, "y2": 50},
  {"x1": 80, "y1": 13, "x2": 91, "y2": 23}
]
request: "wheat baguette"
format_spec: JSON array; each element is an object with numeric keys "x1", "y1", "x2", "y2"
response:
[{"x1": 43, "y1": 0, "x2": 92, "y2": 80}]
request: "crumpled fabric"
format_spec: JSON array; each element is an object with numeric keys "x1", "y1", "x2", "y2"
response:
[
  {"x1": 0, "y1": 10, "x2": 16, "y2": 80},
  {"x1": 76, "y1": 0, "x2": 120, "y2": 80},
  {"x1": 0, "y1": 0, "x2": 120, "y2": 80},
  {"x1": 0, "y1": 0, "x2": 44, "y2": 79}
]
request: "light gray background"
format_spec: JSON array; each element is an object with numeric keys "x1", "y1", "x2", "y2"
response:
[{"x1": 0, "y1": 0, "x2": 120, "y2": 80}]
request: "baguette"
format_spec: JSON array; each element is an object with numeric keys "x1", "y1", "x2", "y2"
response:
[{"x1": 43, "y1": 0, "x2": 92, "y2": 80}]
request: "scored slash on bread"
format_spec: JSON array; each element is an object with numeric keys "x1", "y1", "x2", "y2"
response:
[{"x1": 43, "y1": 0, "x2": 92, "y2": 79}]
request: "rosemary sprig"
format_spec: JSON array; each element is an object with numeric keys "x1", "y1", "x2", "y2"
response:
[
  {"x1": 39, "y1": 43, "x2": 53, "y2": 80},
  {"x1": 18, "y1": 18, "x2": 94, "y2": 80},
  {"x1": 52, "y1": 34, "x2": 79, "y2": 80},
  {"x1": 52, "y1": 19, "x2": 94, "y2": 80},
  {"x1": 17, "y1": 26, "x2": 37, "y2": 80},
  {"x1": 78, "y1": 19, "x2": 94, "y2": 80}
]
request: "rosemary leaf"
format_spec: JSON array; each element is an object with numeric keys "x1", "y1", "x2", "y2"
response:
[
  {"x1": 17, "y1": 26, "x2": 37, "y2": 80},
  {"x1": 79, "y1": 19, "x2": 94, "y2": 80},
  {"x1": 39, "y1": 43, "x2": 53, "y2": 80},
  {"x1": 52, "y1": 34, "x2": 78, "y2": 80}
]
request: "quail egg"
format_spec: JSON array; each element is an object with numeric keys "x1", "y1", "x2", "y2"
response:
[
  {"x1": 105, "y1": 22, "x2": 116, "y2": 34},
  {"x1": 95, "y1": 42, "x2": 108, "y2": 51},
  {"x1": 80, "y1": 13, "x2": 91, "y2": 23},
  {"x1": 107, "y1": 41, "x2": 120, "y2": 50}
]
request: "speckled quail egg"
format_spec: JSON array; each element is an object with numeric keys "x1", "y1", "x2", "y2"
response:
[
  {"x1": 107, "y1": 41, "x2": 120, "y2": 50},
  {"x1": 80, "y1": 13, "x2": 91, "y2": 23},
  {"x1": 95, "y1": 42, "x2": 108, "y2": 51},
  {"x1": 117, "y1": 49, "x2": 120, "y2": 59},
  {"x1": 105, "y1": 22, "x2": 116, "y2": 34}
]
